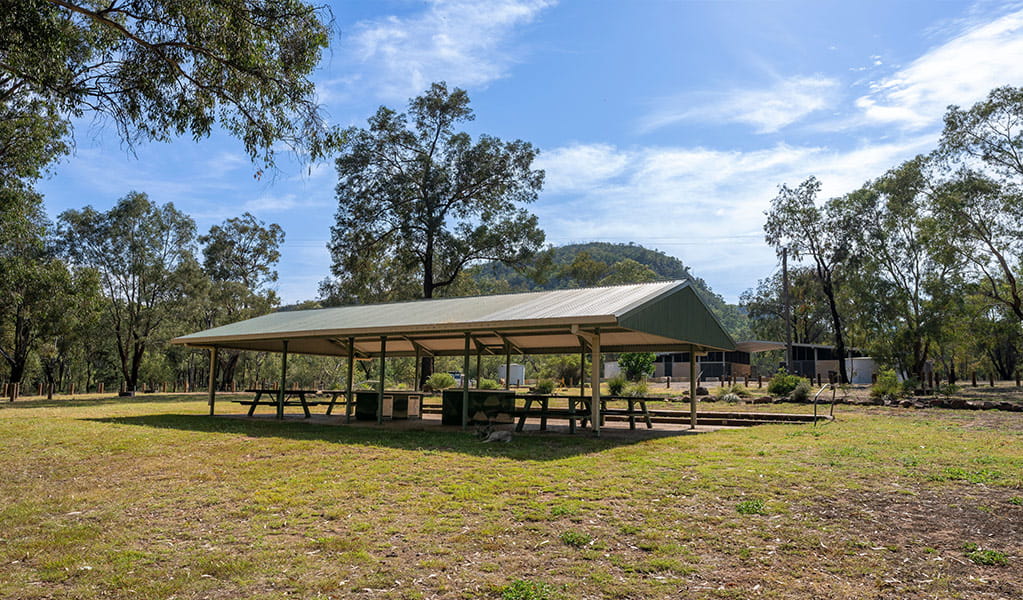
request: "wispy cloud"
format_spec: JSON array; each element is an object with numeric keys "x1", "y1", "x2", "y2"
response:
[
  {"x1": 640, "y1": 75, "x2": 841, "y2": 134},
  {"x1": 536, "y1": 135, "x2": 935, "y2": 299},
  {"x1": 340, "y1": 0, "x2": 555, "y2": 101},
  {"x1": 856, "y1": 8, "x2": 1023, "y2": 129}
]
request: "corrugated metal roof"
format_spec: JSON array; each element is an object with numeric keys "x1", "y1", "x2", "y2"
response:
[{"x1": 172, "y1": 280, "x2": 736, "y2": 355}]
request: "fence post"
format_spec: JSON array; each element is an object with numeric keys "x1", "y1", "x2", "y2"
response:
[
  {"x1": 989, "y1": 372, "x2": 995, "y2": 387},
  {"x1": 871, "y1": 373, "x2": 877, "y2": 384},
  {"x1": 757, "y1": 375, "x2": 762, "y2": 388},
  {"x1": 46, "y1": 383, "x2": 53, "y2": 400},
  {"x1": 69, "y1": 383, "x2": 75, "y2": 396},
  {"x1": 972, "y1": 371, "x2": 977, "y2": 387},
  {"x1": 98, "y1": 382, "x2": 105, "y2": 394}
]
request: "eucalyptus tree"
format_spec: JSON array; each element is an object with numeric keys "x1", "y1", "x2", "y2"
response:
[
  {"x1": 59, "y1": 192, "x2": 196, "y2": 391},
  {"x1": 764, "y1": 177, "x2": 855, "y2": 382},
  {"x1": 1, "y1": 0, "x2": 336, "y2": 171},
  {"x1": 934, "y1": 86, "x2": 1023, "y2": 323},
  {"x1": 740, "y1": 267, "x2": 832, "y2": 345},
  {"x1": 324, "y1": 82, "x2": 546, "y2": 304},
  {"x1": 197, "y1": 213, "x2": 285, "y2": 388},
  {"x1": 840, "y1": 158, "x2": 960, "y2": 377}
]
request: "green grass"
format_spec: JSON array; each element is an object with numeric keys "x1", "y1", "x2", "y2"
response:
[{"x1": 0, "y1": 393, "x2": 1021, "y2": 599}]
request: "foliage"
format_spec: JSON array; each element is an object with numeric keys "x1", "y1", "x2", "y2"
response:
[
  {"x1": 790, "y1": 380, "x2": 812, "y2": 402},
  {"x1": 0, "y1": 0, "x2": 335, "y2": 170},
  {"x1": 715, "y1": 383, "x2": 751, "y2": 399},
  {"x1": 606, "y1": 374, "x2": 627, "y2": 396},
  {"x1": 501, "y1": 579, "x2": 561, "y2": 600},
  {"x1": 765, "y1": 177, "x2": 854, "y2": 383},
  {"x1": 426, "y1": 372, "x2": 456, "y2": 390},
  {"x1": 59, "y1": 193, "x2": 197, "y2": 389},
  {"x1": 618, "y1": 352, "x2": 655, "y2": 381},
  {"x1": 559, "y1": 531, "x2": 592, "y2": 548},
  {"x1": 870, "y1": 369, "x2": 903, "y2": 401},
  {"x1": 596, "y1": 258, "x2": 658, "y2": 286},
  {"x1": 477, "y1": 378, "x2": 500, "y2": 390},
  {"x1": 962, "y1": 543, "x2": 1008, "y2": 566},
  {"x1": 766, "y1": 368, "x2": 805, "y2": 397},
  {"x1": 735, "y1": 499, "x2": 766, "y2": 515},
  {"x1": 740, "y1": 267, "x2": 832, "y2": 345},
  {"x1": 624, "y1": 380, "x2": 648, "y2": 397},
  {"x1": 538, "y1": 354, "x2": 580, "y2": 384},
  {"x1": 323, "y1": 82, "x2": 545, "y2": 304},
  {"x1": 721, "y1": 393, "x2": 742, "y2": 404},
  {"x1": 534, "y1": 379, "x2": 556, "y2": 394}
]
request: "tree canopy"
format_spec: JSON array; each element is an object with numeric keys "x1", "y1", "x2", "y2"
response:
[
  {"x1": 1, "y1": 0, "x2": 335, "y2": 171},
  {"x1": 323, "y1": 82, "x2": 546, "y2": 303}
]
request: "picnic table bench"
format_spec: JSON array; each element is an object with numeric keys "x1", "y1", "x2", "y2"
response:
[
  {"x1": 514, "y1": 394, "x2": 653, "y2": 432},
  {"x1": 235, "y1": 389, "x2": 349, "y2": 418}
]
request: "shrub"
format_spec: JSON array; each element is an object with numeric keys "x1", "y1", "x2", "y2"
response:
[
  {"x1": 534, "y1": 379, "x2": 555, "y2": 394},
  {"x1": 791, "y1": 380, "x2": 813, "y2": 402},
  {"x1": 721, "y1": 392, "x2": 742, "y2": 404},
  {"x1": 607, "y1": 374, "x2": 627, "y2": 396},
  {"x1": 618, "y1": 352, "x2": 655, "y2": 381},
  {"x1": 624, "y1": 380, "x2": 648, "y2": 397},
  {"x1": 426, "y1": 372, "x2": 456, "y2": 390},
  {"x1": 870, "y1": 368, "x2": 902, "y2": 401},
  {"x1": 478, "y1": 378, "x2": 499, "y2": 390},
  {"x1": 767, "y1": 368, "x2": 804, "y2": 397},
  {"x1": 936, "y1": 382, "x2": 960, "y2": 400},
  {"x1": 714, "y1": 382, "x2": 751, "y2": 399}
]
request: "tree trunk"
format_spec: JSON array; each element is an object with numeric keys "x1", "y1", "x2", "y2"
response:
[
  {"x1": 219, "y1": 351, "x2": 241, "y2": 391},
  {"x1": 821, "y1": 278, "x2": 849, "y2": 384}
]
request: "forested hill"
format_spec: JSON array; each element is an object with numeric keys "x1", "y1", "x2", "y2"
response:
[{"x1": 474, "y1": 242, "x2": 750, "y2": 338}]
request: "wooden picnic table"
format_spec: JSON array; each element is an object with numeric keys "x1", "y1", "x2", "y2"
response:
[
  {"x1": 514, "y1": 395, "x2": 653, "y2": 432},
  {"x1": 236, "y1": 389, "x2": 347, "y2": 418}
]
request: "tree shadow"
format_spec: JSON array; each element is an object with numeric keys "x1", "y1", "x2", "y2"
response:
[{"x1": 84, "y1": 413, "x2": 701, "y2": 461}]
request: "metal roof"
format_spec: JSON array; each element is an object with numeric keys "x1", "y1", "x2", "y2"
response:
[{"x1": 172, "y1": 280, "x2": 736, "y2": 357}]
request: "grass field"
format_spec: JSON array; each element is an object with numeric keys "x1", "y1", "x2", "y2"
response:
[{"x1": 1, "y1": 394, "x2": 1021, "y2": 599}]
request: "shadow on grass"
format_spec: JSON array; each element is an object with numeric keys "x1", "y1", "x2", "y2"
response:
[
  {"x1": 84, "y1": 413, "x2": 696, "y2": 461},
  {"x1": 0, "y1": 393, "x2": 227, "y2": 410}
]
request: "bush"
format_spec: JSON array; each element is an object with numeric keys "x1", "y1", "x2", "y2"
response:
[
  {"x1": 618, "y1": 352, "x2": 655, "y2": 381},
  {"x1": 791, "y1": 380, "x2": 812, "y2": 402},
  {"x1": 870, "y1": 368, "x2": 902, "y2": 401},
  {"x1": 607, "y1": 374, "x2": 626, "y2": 395},
  {"x1": 624, "y1": 380, "x2": 648, "y2": 397},
  {"x1": 766, "y1": 368, "x2": 804, "y2": 397},
  {"x1": 534, "y1": 379, "x2": 555, "y2": 394},
  {"x1": 714, "y1": 382, "x2": 751, "y2": 399},
  {"x1": 721, "y1": 392, "x2": 742, "y2": 404},
  {"x1": 426, "y1": 372, "x2": 456, "y2": 390},
  {"x1": 477, "y1": 378, "x2": 499, "y2": 390}
]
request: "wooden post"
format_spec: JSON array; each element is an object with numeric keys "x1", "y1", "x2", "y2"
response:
[
  {"x1": 208, "y1": 346, "x2": 218, "y2": 416},
  {"x1": 505, "y1": 342, "x2": 512, "y2": 390},
  {"x1": 277, "y1": 340, "x2": 288, "y2": 420},
  {"x1": 758, "y1": 375, "x2": 762, "y2": 388},
  {"x1": 378, "y1": 336, "x2": 387, "y2": 425},
  {"x1": 475, "y1": 346, "x2": 482, "y2": 388},
  {"x1": 462, "y1": 333, "x2": 470, "y2": 430},
  {"x1": 345, "y1": 336, "x2": 355, "y2": 424},
  {"x1": 972, "y1": 370, "x2": 977, "y2": 387},
  {"x1": 414, "y1": 346, "x2": 421, "y2": 391},
  {"x1": 816, "y1": 373, "x2": 821, "y2": 387},
  {"x1": 591, "y1": 329, "x2": 601, "y2": 437},
  {"x1": 1016, "y1": 372, "x2": 1021, "y2": 388},
  {"x1": 37, "y1": 383, "x2": 43, "y2": 396},
  {"x1": 744, "y1": 374, "x2": 748, "y2": 387},
  {"x1": 927, "y1": 371, "x2": 934, "y2": 389},
  {"x1": 98, "y1": 382, "x2": 104, "y2": 394},
  {"x1": 69, "y1": 383, "x2": 75, "y2": 396},
  {"x1": 989, "y1": 371, "x2": 995, "y2": 387},
  {"x1": 689, "y1": 345, "x2": 697, "y2": 430},
  {"x1": 46, "y1": 383, "x2": 53, "y2": 400}
]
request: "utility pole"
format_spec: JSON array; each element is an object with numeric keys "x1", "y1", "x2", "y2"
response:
[{"x1": 782, "y1": 247, "x2": 792, "y2": 371}]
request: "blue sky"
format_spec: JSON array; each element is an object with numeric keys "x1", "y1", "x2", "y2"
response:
[{"x1": 36, "y1": 0, "x2": 1023, "y2": 304}]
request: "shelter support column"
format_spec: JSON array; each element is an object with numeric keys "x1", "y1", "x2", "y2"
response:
[
  {"x1": 689, "y1": 344, "x2": 697, "y2": 429},
  {"x1": 591, "y1": 329, "x2": 601, "y2": 437},
  {"x1": 277, "y1": 340, "x2": 289, "y2": 420},
  {"x1": 378, "y1": 336, "x2": 387, "y2": 425},
  {"x1": 345, "y1": 337, "x2": 355, "y2": 424},
  {"x1": 462, "y1": 333, "x2": 471, "y2": 430},
  {"x1": 505, "y1": 342, "x2": 512, "y2": 390},
  {"x1": 207, "y1": 346, "x2": 218, "y2": 416},
  {"x1": 414, "y1": 346, "x2": 421, "y2": 391}
]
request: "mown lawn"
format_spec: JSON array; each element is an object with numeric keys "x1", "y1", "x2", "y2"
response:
[{"x1": 0, "y1": 394, "x2": 1020, "y2": 599}]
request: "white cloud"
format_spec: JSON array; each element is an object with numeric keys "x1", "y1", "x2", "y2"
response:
[
  {"x1": 341, "y1": 0, "x2": 555, "y2": 100},
  {"x1": 857, "y1": 8, "x2": 1023, "y2": 129},
  {"x1": 640, "y1": 75, "x2": 840, "y2": 134},
  {"x1": 536, "y1": 135, "x2": 935, "y2": 300}
]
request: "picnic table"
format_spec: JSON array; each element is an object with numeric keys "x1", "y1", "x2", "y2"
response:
[
  {"x1": 514, "y1": 395, "x2": 653, "y2": 432},
  {"x1": 236, "y1": 389, "x2": 348, "y2": 418}
]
